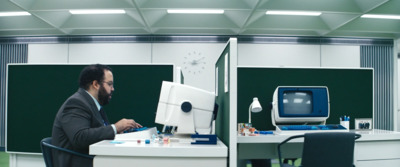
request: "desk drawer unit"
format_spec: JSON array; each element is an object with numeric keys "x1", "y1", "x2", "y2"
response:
[{"x1": 355, "y1": 140, "x2": 400, "y2": 167}]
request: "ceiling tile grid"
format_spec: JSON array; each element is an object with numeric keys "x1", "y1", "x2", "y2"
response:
[{"x1": 0, "y1": 0, "x2": 398, "y2": 38}]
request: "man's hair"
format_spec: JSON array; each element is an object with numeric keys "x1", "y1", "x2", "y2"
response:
[{"x1": 79, "y1": 64, "x2": 112, "y2": 90}]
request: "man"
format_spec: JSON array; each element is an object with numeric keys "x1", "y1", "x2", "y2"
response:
[{"x1": 52, "y1": 64, "x2": 141, "y2": 167}]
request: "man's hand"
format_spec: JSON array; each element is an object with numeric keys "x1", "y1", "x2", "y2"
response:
[{"x1": 114, "y1": 118, "x2": 142, "y2": 133}]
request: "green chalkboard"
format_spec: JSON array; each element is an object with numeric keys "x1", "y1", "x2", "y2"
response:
[
  {"x1": 237, "y1": 67, "x2": 373, "y2": 130},
  {"x1": 7, "y1": 64, "x2": 173, "y2": 153}
]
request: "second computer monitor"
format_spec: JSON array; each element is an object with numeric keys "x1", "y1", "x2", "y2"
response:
[{"x1": 271, "y1": 86, "x2": 330, "y2": 125}]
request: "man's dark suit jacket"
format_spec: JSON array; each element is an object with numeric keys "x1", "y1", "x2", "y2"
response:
[{"x1": 52, "y1": 88, "x2": 115, "y2": 167}]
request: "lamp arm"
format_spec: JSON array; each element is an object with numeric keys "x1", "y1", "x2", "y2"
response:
[{"x1": 248, "y1": 104, "x2": 252, "y2": 124}]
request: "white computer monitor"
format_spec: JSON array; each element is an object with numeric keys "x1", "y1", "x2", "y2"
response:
[
  {"x1": 155, "y1": 81, "x2": 215, "y2": 134},
  {"x1": 271, "y1": 86, "x2": 330, "y2": 126}
]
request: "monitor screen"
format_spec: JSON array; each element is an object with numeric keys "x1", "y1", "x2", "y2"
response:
[
  {"x1": 272, "y1": 86, "x2": 329, "y2": 125},
  {"x1": 282, "y1": 91, "x2": 312, "y2": 115}
]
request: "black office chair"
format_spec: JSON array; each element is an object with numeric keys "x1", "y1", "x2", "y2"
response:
[
  {"x1": 277, "y1": 132, "x2": 361, "y2": 167},
  {"x1": 40, "y1": 137, "x2": 94, "y2": 167}
]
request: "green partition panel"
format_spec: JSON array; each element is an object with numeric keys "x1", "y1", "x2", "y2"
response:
[
  {"x1": 215, "y1": 43, "x2": 230, "y2": 145},
  {"x1": 237, "y1": 67, "x2": 373, "y2": 130},
  {"x1": 7, "y1": 64, "x2": 173, "y2": 153}
]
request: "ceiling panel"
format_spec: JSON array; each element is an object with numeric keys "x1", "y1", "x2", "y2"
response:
[
  {"x1": 62, "y1": 15, "x2": 144, "y2": 28},
  {"x1": 0, "y1": 0, "x2": 398, "y2": 38},
  {"x1": 0, "y1": 1, "x2": 23, "y2": 11},
  {"x1": 137, "y1": 0, "x2": 256, "y2": 9},
  {"x1": 0, "y1": 16, "x2": 54, "y2": 29},
  {"x1": 15, "y1": 0, "x2": 135, "y2": 10},
  {"x1": 338, "y1": 18, "x2": 400, "y2": 32},
  {"x1": 258, "y1": 0, "x2": 363, "y2": 13},
  {"x1": 361, "y1": 0, "x2": 398, "y2": 14}
]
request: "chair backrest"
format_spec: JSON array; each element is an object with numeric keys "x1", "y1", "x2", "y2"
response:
[
  {"x1": 278, "y1": 132, "x2": 361, "y2": 167},
  {"x1": 40, "y1": 137, "x2": 54, "y2": 167},
  {"x1": 40, "y1": 137, "x2": 94, "y2": 167},
  {"x1": 301, "y1": 132, "x2": 359, "y2": 167}
]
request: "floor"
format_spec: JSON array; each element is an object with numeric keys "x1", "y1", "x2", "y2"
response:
[
  {"x1": 0, "y1": 152, "x2": 301, "y2": 167},
  {"x1": 0, "y1": 152, "x2": 9, "y2": 167}
]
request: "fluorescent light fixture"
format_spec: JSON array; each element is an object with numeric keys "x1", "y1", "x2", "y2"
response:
[
  {"x1": 0, "y1": 12, "x2": 31, "y2": 17},
  {"x1": 266, "y1": 11, "x2": 321, "y2": 16},
  {"x1": 361, "y1": 14, "x2": 400, "y2": 20},
  {"x1": 167, "y1": 9, "x2": 224, "y2": 14},
  {"x1": 69, "y1": 10, "x2": 126, "y2": 15}
]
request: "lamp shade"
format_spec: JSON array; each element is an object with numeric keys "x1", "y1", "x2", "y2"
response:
[{"x1": 251, "y1": 97, "x2": 262, "y2": 113}]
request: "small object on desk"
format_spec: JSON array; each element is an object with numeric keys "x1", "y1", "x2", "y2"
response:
[
  {"x1": 151, "y1": 134, "x2": 156, "y2": 142},
  {"x1": 145, "y1": 139, "x2": 150, "y2": 144},
  {"x1": 191, "y1": 134, "x2": 217, "y2": 144},
  {"x1": 137, "y1": 139, "x2": 141, "y2": 144},
  {"x1": 340, "y1": 121, "x2": 350, "y2": 129},
  {"x1": 249, "y1": 127, "x2": 256, "y2": 133},
  {"x1": 238, "y1": 123, "x2": 259, "y2": 136},
  {"x1": 340, "y1": 116, "x2": 350, "y2": 121},
  {"x1": 355, "y1": 118, "x2": 372, "y2": 130},
  {"x1": 163, "y1": 137, "x2": 169, "y2": 144},
  {"x1": 255, "y1": 131, "x2": 274, "y2": 135},
  {"x1": 340, "y1": 115, "x2": 350, "y2": 129},
  {"x1": 110, "y1": 141, "x2": 125, "y2": 144},
  {"x1": 158, "y1": 137, "x2": 163, "y2": 144}
]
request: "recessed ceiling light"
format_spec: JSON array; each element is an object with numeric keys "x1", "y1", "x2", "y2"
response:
[
  {"x1": 69, "y1": 10, "x2": 126, "y2": 15},
  {"x1": 167, "y1": 9, "x2": 224, "y2": 14},
  {"x1": 0, "y1": 12, "x2": 31, "y2": 17},
  {"x1": 361, "y1": 14, "x2": 400, "y2": 20},
  {"x1": 266, "y1": 11, "x2": 321, "y2": 16}
]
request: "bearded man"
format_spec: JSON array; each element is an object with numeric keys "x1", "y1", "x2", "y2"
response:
[{"x1": 51, "y1": 64, "x2": 141, "y2": 167}]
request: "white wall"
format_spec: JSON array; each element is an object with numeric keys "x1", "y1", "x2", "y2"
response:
[
  {"x1": 321, "y1": 45, "x2": 360, "y2": 67},
  {"x1": 28, "y1": 43, "x2": 361, "y2": 92},
  {"x1": 238, "y1": 44, "x2": 360, "y2": 67},
  {"x1": 68, "y1": 43, "x2": 152, "y2": 64},
  {"x1": 238, "y1": 44, "x2": 321, "y2": 67},
  {"x1": 152, "y1": 43, "x2": 225, "y2": 92},
  {"x1": 28, "y1": 44, "x2": 69, "y2": 63}
]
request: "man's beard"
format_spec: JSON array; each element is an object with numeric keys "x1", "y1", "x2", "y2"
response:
[{"x1": 98, "y1": 85, "x2": 112, "y2": 106}]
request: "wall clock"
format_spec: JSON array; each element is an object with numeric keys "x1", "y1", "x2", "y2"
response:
[{"x1": 183, "y1": 51, "x2": 206, "y2": 75}]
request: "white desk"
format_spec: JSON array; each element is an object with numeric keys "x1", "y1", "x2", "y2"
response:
[
  {"x1": 237, "y1": 129, "x2": 400, "y2": 167},
  {"x1": 89, "y1": 138, "x2": 228, "y2": 167}
]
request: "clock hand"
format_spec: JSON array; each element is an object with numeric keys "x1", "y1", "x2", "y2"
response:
[
  {"x1": 191, "y1": 60, "x2": 198, "y2": 65},
  {"x1": 192, "y1": 57, "x2": 205, "y2": 65},
  {"x1": 195, "y1": 57, "x2": 205, "y2": 62}
]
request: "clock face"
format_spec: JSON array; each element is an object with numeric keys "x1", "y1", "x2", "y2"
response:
[{"x1": 183, "y1": 51, "x2": 206, "y2": 75}]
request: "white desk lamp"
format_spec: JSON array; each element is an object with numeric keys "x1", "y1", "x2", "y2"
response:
[{"x1": 249, "y1": 97, "x2": 262, "y2": 124}]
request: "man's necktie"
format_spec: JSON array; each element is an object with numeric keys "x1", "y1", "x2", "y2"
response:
[{"x1": 99, "y1": 108, "x2": 110, "y2": 126}]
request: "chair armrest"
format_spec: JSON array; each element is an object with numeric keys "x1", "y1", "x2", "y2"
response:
[{"x1": 277, "y1": 135, "x2": 305, "y2": 167}]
